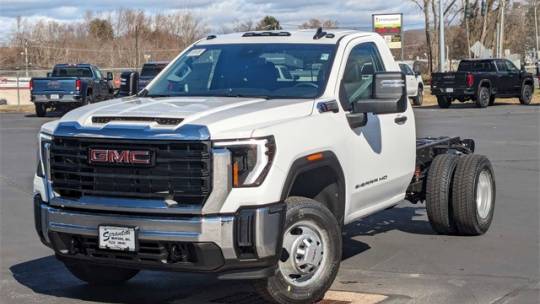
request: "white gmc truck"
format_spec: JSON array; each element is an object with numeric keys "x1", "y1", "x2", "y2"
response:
[{"x1": 34, "y1": 29, "x2": 496, "y2": 303}]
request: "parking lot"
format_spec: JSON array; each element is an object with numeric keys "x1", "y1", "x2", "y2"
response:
[{"x1": 1, "y1": 104, "x2": 539, "y2": 304}]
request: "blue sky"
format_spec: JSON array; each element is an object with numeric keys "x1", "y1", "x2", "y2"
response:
[{"x1": 0, "y1": 0, "x2": 425, "y2": 43}]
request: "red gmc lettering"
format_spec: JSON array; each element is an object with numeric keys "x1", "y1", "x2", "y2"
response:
[{"x1": 89, "y1": 149, "x2": 151, "y2": 165}]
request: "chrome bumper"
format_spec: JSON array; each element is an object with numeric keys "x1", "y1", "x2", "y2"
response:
[
  {"x1": 35, "y1": 196, "x2": 285, "y2": 275},
  {"x1": 32, "y1": 94, "x2": 80, "y2": 103}
]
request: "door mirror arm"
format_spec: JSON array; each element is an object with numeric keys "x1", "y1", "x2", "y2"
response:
[{"x1": 347, "y1": 112, "x2": 368, "y2": 128}]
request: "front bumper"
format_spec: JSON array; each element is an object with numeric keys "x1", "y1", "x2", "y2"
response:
[{"x1": 34, "y1": 195, "x2": 285, "y2": 279}]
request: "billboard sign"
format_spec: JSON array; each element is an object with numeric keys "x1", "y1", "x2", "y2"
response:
[{"x1": 373, "y1": 14, "x2": 403, "y2": 49}]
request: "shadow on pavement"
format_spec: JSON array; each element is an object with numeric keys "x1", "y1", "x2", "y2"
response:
[
  {"x1": 344, "y1": 205, "x2": 436, "y2": 237},
  {"x1": 10, "y1": 255, "x2": 223, "y2": 304},
  {"x1": 421, "y1": 102, "x2": 540, "y2": 110}
]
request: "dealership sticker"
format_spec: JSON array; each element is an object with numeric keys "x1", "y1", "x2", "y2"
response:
[
  {"x1": 187, "y1": 48, "x2": 206, "y2": 57},
  {"x1": 320, "y1": 53, "x2": 330, "y2": 61}
]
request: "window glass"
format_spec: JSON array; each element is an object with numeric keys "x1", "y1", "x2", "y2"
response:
[
  {"x1": 496, "y1": 60, "x2": 508, "y2": 72},
  {"x1": 399, "y1": 64, "x2": 413, "y2": 75},
  {"x1": 141, "y1": 63, "x2": 168, "y2": 77},
  {"x1": 94, "y1": 68, "x2": 102, "y2": 79},
  {"x1": 146, "y1": 44, "x2": 336, "y2": 99},
  {"x1": 504, "y1": 60, "x2": 518, "y2": 72},
  {"x1": 458, "y1": 61, "x2": 494, "y2": 72},
  {"x1": 339, "y1": 43, "x2": 385, "y2": 109},
  {"x1": 52, "y1": 67, "x2": 93, "y2": 77}
]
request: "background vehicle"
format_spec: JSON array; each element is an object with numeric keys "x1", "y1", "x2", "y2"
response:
[
  {"x1": 138, "y1": 61, "x2": 168, "y2": 89},
  {"x1": 399, "y1": 62, "x2": 424, "y2": 106},
  {"x1": 34, "y1": 30, "x2": 495, "y2": 304},
  {"x1": 431, "y1": 59, "x2": 535, "y2": 108},
  {"x1": 30, "y1": 64, "x2": 114, "y2": 116}
]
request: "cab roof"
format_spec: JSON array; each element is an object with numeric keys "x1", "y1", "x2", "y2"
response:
[{"x1": 197, "y1": 29, "x2": 375, "y2": 45}]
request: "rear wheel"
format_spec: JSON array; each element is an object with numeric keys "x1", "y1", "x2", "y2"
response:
[
  {"x1": 254, "y1": 197, "x2": 341, "y2": 304},
  {"x1": 476, "y1": 86, "x2": 490, "y2": 108},
  {"x1": 64, "y1": 261, "x2": 139, "y2": 285},
  {"x1": 426, "y1": 154, "x2": 459, "y2": 235},
  {"x1": 452, "y1": 155, "x2": 495, "y2": 235},
  {"x1": 519, "y1": 83, "x2": 533, "y2": 105},
  {"x1": 412, "y1": 86, "x2": 423, "y2": 106},
  {"x1": 437, "y1": 96, "x2": 451, "y2": 108},
  {"x1": 35, "y1": 104, "x2": 47, "y2": 117}
]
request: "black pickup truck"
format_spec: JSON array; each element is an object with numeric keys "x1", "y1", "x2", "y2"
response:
[
  {"x1": 431, "y1": 59, "x2": 535, "y2": 108},
  {"x1": 30, "y1": 64, "x2": 115, "y2": 116}
]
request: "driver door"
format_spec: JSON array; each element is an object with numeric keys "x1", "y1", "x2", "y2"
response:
[{"x1": 337, "y1": 40, "x2": 416, "y2": 221}]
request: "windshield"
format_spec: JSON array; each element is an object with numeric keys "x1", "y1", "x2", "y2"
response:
[
  {"x1": 141, "y1": 64, "x2": 167, "y2": 77},
  {"x1": 52, "y1": 67, "x2": 93, "y2": 77},
  {"x1": 145, "y1": 44, "x2": 336, "y2": 99}
]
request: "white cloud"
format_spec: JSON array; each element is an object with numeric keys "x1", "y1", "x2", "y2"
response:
[{"x1": 0, "y1": 0, "x2": 426, "y2": 43}]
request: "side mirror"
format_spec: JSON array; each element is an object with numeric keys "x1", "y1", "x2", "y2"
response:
[
  {"x1": 107, "y1": 72, "x2": 113, "y2": 81},
  {"x1": 351, "y1": 72, "x2": 407, "y2": 115},
  {"x1": 46, "y1": 72, "x2": 52, "y2": 77},
  {"x1": 413, "y1": 65, "x2": 421, "y2": 74}
]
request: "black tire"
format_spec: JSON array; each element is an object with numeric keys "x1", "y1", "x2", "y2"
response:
[
  {"x1": 489, "y1": 96, "x2": 496, "y2": 106},
  {"x1": 412, "y1": 86, "x2": 423, "y2": 106},
  {"x1": 64, "y1": 261, "x2": 139, "y2": 285},
  {"x1": 254, "y1": 197, "x2": 341, "y2": 304},
  {"x1": 35, "y1": 104, "x2": 47, "y2": 117},
  {"x1": 476, "y1": 86, "x2": 490, "y2": 108},
  {"x1": 519, "y1": 83, "x2": 533, "y2": 105},
  {"x1": 437, "y1": 96, "x2": 451, "y2": 108},
  {"x1": 452, "y1": 155, "x2": 496, "y2": 236},
  {"x1": 426, "y1": 154, "x2": 459, "y2": 235}
]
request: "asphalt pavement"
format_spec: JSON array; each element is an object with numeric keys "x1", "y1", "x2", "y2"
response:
[{"x1": 1, "y1": 103, "x2": 539, "y2": 304}]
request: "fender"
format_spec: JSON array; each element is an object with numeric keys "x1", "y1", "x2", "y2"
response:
[
  {"x1": 477, "y1": 79, "x2": 492, "y2": 95},
  {"x1": 280, "y1": 151, "x2": 346, "y2": 224}
]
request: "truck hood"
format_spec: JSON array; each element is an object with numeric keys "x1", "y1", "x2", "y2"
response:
[{"x1": 44, "y1": 96, "x2": 316, "y2": 139}]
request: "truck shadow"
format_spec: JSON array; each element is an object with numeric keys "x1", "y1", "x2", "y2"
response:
[
  {"x1": 343, "y1": 204, "x2": 436, "y2": 238},
  {"x1": 421, "y1": 102, "x2": 540, "y2": 109}
]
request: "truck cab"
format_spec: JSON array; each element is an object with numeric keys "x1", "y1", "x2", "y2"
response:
[{"x1": 34, "y1": 30, "x2": 495, "y2": 304}]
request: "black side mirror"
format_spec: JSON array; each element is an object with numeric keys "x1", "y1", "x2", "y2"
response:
[
  {"x1": 107, "y1": 72, "x2": 113, "y2": 81},
  {"x1": 46, "y1": 72, "x2": 52, "y2": 77},
  {"x1": 351, "y1": 72, "x2": 407, "y2": 115}
]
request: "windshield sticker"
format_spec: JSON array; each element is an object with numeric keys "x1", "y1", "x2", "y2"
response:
[
  {"x1": 187, "y1": 48, "x2": 206, "y2": 57},
  {"x1": 320, "y1": 53, "x2": 329, "y2": 61}
]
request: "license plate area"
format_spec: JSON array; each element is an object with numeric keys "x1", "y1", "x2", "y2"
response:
[
  {"x1": 50, "y1": 94, "x2": 60, "y2": 100},
  {"x1": 445, "y1": 88, "x2": 454, "y2": 93},
  {"x1": 98, "y1": 225, "x2": 137, "y2": 252}
]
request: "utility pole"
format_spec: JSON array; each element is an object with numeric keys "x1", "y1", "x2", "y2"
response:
[
  {"x1": 134, "y1": 25, "x2": 139, "y2": 68},
  {"x1": 499, "y1": 0, "x2": 506, "y2": 58},
  {"x1": 439, "y1": 0, "x2": 445, "y2": 72},
  {"x1": 535, "y1": 0, "x2": 539, "y2": 59},
  {"x1": 24, "y1": 40, "x2": 29, "y2": 77}
]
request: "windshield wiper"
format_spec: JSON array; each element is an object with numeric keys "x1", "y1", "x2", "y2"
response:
[{"x1": 226, "y1": 94, "x2": 271, "y2": 100}]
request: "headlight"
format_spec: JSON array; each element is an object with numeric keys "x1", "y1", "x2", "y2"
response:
[
  {"x1": 37, "y1": 133, "x2": 52, "y2": 179},
  {"x1": 214, "y1": 136, "x2": 275, "y2": 187}
]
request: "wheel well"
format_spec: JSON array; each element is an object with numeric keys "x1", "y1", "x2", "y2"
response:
[
  {"x1": 418, "y1": 83, "x2": 423, "y2": 90},
  {"x1": 281, "y1": 152, "x2": 346, "y2": 225},
  {"x1": 523, "y1": 78, "x2": 534, "y2": 86},
  {"x1": 87, "y1": 88, "x2": 93, "y2": 96},
  {"x1": 480, "y1": 80, "x2": 490, "y2": 88}
]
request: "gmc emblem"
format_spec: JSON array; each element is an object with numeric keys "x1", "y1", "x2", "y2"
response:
[{"x1": 88, "y1": 149, "x2": 153, "y2": 166}]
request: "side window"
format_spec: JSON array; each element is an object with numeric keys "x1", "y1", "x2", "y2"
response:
[
  {"x1": 496, "y1": 60, "x2": 507, "y2": 72},
  {"x1": 94, "y1": 68, "x2": 103, "y2": 79},
  {"x1": 504, "y1": 60, "x2": 518, "y2": 72},
  {"x1": 339, "y1": 43, "x2": 385, "y2": 110},
  {"x1": 399, "y1": 64, "x2": 413, "y2": 75}
]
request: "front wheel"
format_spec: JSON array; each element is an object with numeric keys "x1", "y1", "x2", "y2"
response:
[
  {"x1": 35, "y1": 103, "x2": 47, "y2": 117},
  {"x1": 254, "y1": 197, "x2": 341, "y2": 304},
  {"x1": 64, "y1": 261, "x2": 139, "y2": 285},
  {"x1": 519, "y1": 84, "x2": 533, "y2": 105}
]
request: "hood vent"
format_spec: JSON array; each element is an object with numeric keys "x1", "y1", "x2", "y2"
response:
[{"x1": 92, "y1": 116, "x2": 184, "y2": 125}]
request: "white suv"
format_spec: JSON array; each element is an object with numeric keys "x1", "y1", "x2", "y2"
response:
[{"x1": 34, "y1": 29, "x2": 495, "y2": 303}]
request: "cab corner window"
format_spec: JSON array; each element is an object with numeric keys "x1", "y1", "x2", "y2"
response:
[{"x1": 339, "y1": 43, "x2": 384, "y2": 110}]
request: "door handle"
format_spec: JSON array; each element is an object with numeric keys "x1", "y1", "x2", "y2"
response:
[{"x1": 394, "y1": 116, "x2": 407, "y2": 125}]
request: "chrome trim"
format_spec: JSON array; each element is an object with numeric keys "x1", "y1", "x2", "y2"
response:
[
  {"x1": 43, "y1": 205, "x2": 237, "y2": 259},
  {"x1": 52, "y1": 121, "x2": 210, "y2": 140},
  {"x1": 202, "y1": 149, "x2": 232, "y2": 214}
]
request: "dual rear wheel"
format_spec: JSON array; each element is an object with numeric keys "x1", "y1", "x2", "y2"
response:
[{"x1": 426, "y1": 154, "x2": 495, "y2": 236}]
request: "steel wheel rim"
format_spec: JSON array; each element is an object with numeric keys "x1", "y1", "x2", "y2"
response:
[
  {"x1": 476, "y1": 170, "x2": 493, "y2": 219},
  {"x1": 279, "y1": 220, "x2": 328, "y2": 287},
  {"x1": 481, "y1": 89, "x2": 489, "y2": 103},
  {"x1": 524, "y1": 86, "x2": 532, "y2": 101}
]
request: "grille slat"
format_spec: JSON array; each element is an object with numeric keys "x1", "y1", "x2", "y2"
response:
[{"x1": 50, "y1": 137, "x2": 212, "y2": 205}]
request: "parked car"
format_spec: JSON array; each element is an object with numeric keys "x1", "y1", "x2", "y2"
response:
[
  {"x1": 34, "y1": 29, "x2": 495, "y2": 304},
  {"x1": 138, "y1": 61, "x2": 168, "y2": 89},
  {"x1": 30, "y1": 64, "x2": 115, "y2": 116},
  {"x1": 398, "y1": 62, "x2": 424, "y2": 106},
  {"x1": 431, "y1": 59, "x2": 535, "y2": 108}
]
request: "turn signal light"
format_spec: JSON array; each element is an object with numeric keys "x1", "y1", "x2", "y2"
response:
[{"x1": 75, "y1": 79, "x2": 81, "y2": 92}]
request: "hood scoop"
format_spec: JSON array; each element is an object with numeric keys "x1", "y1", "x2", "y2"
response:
[{"x1": 92, "y1": 116, "x2": 184, "y2": 126}]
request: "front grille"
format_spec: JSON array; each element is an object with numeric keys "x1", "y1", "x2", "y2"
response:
[{"x1": 49, "y1": 137, "x2": 212, "y2": 205}]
